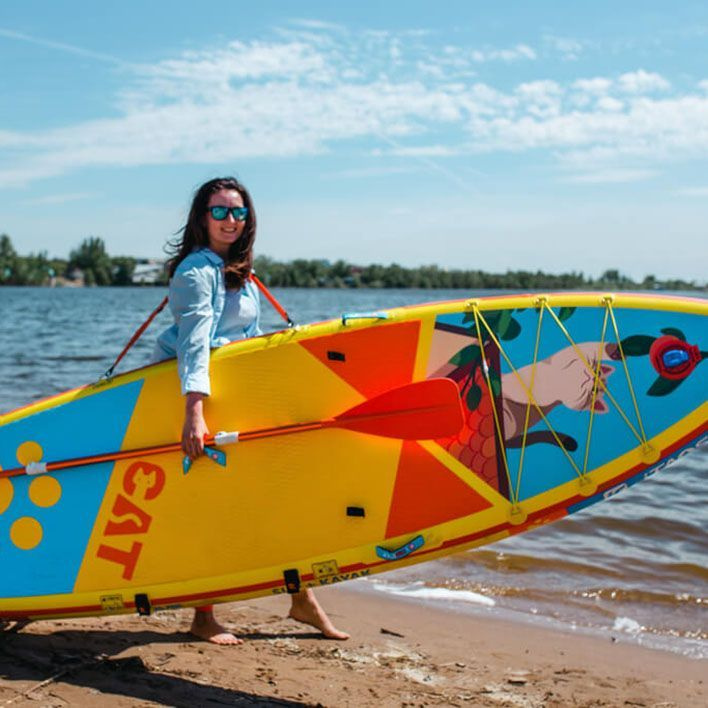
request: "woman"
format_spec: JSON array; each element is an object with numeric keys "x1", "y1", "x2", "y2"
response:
[{"x1": 153, "y1": 177, "x2": 349, "y2": 645}]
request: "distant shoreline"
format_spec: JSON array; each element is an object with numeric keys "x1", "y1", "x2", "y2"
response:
[
  {"x1": 1, "y1": 281, "x2": 705, "y2": 292},
  {"x1": 1, "y1": 235, "x2": 705, "y2": 290}
]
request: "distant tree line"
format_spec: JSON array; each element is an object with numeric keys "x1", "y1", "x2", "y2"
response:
[
  {"x1": 0, "y1": 234, "x2": 161, "y2": 286},
  {"x1": 251, "y1": 256, "x2": 703, "y2": 292},
  {"x1": 0, "y1": 233, "x2": 703, "y2": 291}
]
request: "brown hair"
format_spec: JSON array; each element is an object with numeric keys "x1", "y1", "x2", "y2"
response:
[{"x1": 167, "y1": 177, "x2": 256, "y2": 289}]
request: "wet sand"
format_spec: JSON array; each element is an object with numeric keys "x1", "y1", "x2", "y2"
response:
[{"x1": 1, "y1": 585, "x2": 705, "y2": 707}]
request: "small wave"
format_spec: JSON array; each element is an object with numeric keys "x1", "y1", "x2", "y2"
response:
[
  {"x1": 576, "y1": 587, "x2": 706, "y2": 606},
  {"x1": 613, "y1": 616, "x2": 643, "y2": 635},
  {"x1": 41, "y1": 355, "x2": 106, "y2": 362},
  {"x1": 462, "y1": 549, "x2": 625, "y2": 579},
  {"x1": 561, "y1": 513, "x2": 704, "y2": 544},
  {"x1": 371, "y1": 581, "x2": 495, "y2": 607}
]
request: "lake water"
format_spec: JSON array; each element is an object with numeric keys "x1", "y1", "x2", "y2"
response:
[{"x1": 1, "y1": 286, "x2": 706, "y2": 658}]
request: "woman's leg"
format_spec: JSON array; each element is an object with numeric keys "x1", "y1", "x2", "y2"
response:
[
  {"x1": 190, "y1": 605, "x2": 243, "y2": 645},
  {"x1": 190, "y1": 592, "x2": 348, "y2": 644},
  {"x1": 288, "y1": 589, "x2": 349, "y2": 640}
]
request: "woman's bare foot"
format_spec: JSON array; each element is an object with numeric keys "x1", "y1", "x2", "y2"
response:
[
  {"x1": 288, "y1": 589, "x2": 349, "y2": 640},
  {"x1": 190, "y1": 609, "x2": 243, "y2": 645}
]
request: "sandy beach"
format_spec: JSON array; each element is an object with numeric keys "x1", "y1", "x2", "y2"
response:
[{"x1": 1, "y1": 585, "x2": 704, "y2": 707}]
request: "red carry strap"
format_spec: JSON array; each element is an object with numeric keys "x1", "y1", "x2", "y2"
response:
[
  {"x1": 102, "y1": 295, "x2": 169, "y2": 379},
  {"x1": 102, "y1": 273, "x2": 293, "y2": 380},
  {"x1": 250, "y1": 273, "x2": 295, "y2": 328}
]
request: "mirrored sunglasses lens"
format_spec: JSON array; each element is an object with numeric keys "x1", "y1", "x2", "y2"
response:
[
  {"x1": 233, "y1": 208, "x2": 248, "y2": 221},
  {"x1": 210, "y1": 206, "x2": 229, "y2": 220}
]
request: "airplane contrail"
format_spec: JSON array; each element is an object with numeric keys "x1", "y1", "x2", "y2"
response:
[{"x1": 0, "y1": 27, "x2": 130, "y2": 67}]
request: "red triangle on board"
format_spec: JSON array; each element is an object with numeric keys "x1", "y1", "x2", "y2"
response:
[
  {"x1": 385, "y1": 440, "x2": 492, "y2": 539},
  {"x1": 299, "y1": 321, "x2": 420, "y2": 398}
]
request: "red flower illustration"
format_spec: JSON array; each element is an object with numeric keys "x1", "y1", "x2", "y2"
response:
[{"x1": 649, "y1": 335, "x2": 701, "y2": 381}]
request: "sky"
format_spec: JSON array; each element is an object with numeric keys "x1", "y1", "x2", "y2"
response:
[{"x1": 1, "y1": 0, "x2": 707, "y2": 281}]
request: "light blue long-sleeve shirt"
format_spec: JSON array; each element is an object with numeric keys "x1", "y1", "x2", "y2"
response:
[{"x1": 151, "y1": 248, "x2": 261, "y2": 395}]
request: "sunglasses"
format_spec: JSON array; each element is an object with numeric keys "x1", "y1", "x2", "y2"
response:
[{"x1": 208, "y1": 205, "x2": 248, "y2": 221}]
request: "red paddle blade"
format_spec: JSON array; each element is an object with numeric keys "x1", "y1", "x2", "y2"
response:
[{"x1": 333, "y1": 378, "x2": 464, "y2": 439}]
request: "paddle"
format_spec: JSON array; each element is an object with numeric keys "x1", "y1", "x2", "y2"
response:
[{"x1": 0, "y1": 379, "x2": 463, "y2": 479}]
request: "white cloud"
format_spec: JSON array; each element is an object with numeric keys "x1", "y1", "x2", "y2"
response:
[
  {"x1": 23, "y1": 192, "x2": 95, "y2": 205},
  {"x1": 675, "y1": 186, "x2": 708, "y2": 196},
  {"x1": 327, "y1": 165, "x2": 414, "y2": 179},
  {"x1": 384, "y1": 145, "x2": 459, "y2": 157},
  {"x1": 572, "y1": 77, "x2": 612, "y2": 95},
  {"x1": 516, "y1": 80, "x2": 562, "y2": 101},
  {"x1": 617, "y1": 70, "x2": 671, "y2": 94},
  {"x1": 123, "y1": 40, "x2": 332, "y2": 107},
  {"x1": 563, "y1": 168, "x2": 658, "y2": 184},
  {"x1": 543, "y1": 35, "x2": 586, "y2": 61},
  {"x1": 0, "y1": 28, "x2": 706, "y2": 188},
  {"x1": 515, "y1": 81, "x2": 562, "y2": 118},
  {"x1": 288, "y1": 19, "x2": 347, "y2": 32},
  {"x1": 471, "y1": 44, "x2": 537, "y2": 62},
  {"x1": 596, "y1": 96, "x2": 624, "y2": 112}
]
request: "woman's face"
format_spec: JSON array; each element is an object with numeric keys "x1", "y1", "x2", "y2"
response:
[{"x1": 205, "y1": 188, "x2": 246, "y2": 257}]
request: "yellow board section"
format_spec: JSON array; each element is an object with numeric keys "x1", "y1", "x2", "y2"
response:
[{"x1": 74, "y1": 337, "x2": 402, "y2": 591}]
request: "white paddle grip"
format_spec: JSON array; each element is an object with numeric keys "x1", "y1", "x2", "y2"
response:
[
  {"x1": 26, "y1": 462, "x2": 48, "y2": 475},
  {"x1": 214, "y1": 431, "x2": 239, "y2": 446}
]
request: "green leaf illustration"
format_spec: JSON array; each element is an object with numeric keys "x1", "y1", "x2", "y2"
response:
[
  {"x1": 488, "y1": 369, "x2": 502, "y2": 397},
  {"x1": 558, "y1": 306, "x2": 576, "y2": 322},
  {"x1": 620, "y1": 335, "x2": 656, "y2": 356},
  {"x1": 466, "y1": 383, "x2": 482, "y2": 410},
  {"x1": 449, "y1": 344, "x2": 481, "y2": 366},
  {"x1": 500, "y1": 317, "x2": 521, "y2": 341},
  {"x1": 647, "y1": 376, "x2": 684, "y2": 396},
  {"x1": 660, "y1": 327, "x2": 686, "y2": 341},
  {"x1": 496, "y1": 309, "x2": 513, "y2": 335},
  {"x1": 484, "y1": 311, "x2": 502, "y2": 333}
]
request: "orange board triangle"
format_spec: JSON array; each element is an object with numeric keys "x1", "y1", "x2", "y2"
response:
[
  {"x1": 386, "y1": 441, "x2": 492, "y2": 539},
  {"x1": 299, "y1": 321, "x2": 420, "y2": 398}
]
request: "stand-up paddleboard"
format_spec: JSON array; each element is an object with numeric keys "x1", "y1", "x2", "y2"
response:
[{"x1": 1, "y1": 292, "x2": 706, "y2": 620}]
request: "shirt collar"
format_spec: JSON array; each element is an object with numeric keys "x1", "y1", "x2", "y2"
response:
[{"x1": 195, "y1": 247, "x2": 224, "y2": 267}]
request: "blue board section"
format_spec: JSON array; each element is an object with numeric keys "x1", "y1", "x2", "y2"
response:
[
  {"x1": 502, "y1": 308, "x2": 706, "y2": 501},
  {"x1": 434, "y1": 307, "x2": 706, "y2": 503},
  {"x1": 0, "y1": 381, "x2": 143, "y2": 598}
]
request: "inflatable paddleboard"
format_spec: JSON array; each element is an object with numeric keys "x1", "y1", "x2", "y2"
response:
[{"x1": 1, "y1": 292, "x2": 706, "y2": 620}]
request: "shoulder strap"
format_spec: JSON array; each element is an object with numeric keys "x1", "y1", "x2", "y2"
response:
[
  {"x1": 101, "y1": 296, "x2": 169, "y2": 380},
  {"x1": 249, "y1": 273, "x2": 294, "y2": 328}
]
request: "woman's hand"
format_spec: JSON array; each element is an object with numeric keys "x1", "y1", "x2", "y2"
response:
[{"x1": 183, "y1": 392, "x2": 210, "y2": 460}]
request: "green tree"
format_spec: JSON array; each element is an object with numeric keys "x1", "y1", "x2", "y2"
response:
[
  {"x1": 0, "y1": 234, "x2": 19, "y2": 283},
  {"x1": 17, "y1": 251, "x2": 52, "y2": 285},
  {"x1": 110, "y1": 257, "x2": 137, "y2": 285},
  {"x1": 68, "y1": 237, "x2": 112, "y2": 285}
]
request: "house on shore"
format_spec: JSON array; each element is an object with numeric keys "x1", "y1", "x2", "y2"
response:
[{"x1": 132, "y1": 260, "x2": 165, "y2": 285}]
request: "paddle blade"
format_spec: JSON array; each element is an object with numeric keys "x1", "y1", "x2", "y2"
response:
[{"x1": 334, "y1": 378, "x2": 464, "y2": 439}]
